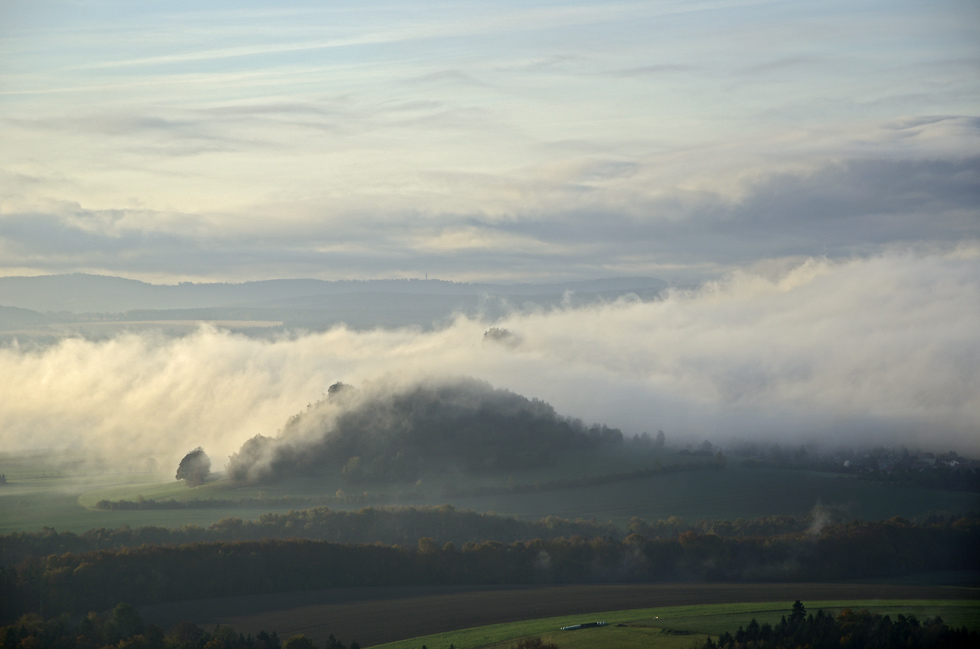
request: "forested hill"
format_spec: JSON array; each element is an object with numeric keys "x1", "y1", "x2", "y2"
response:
[{"x1": 227, "y1": 378, "x2": 625, "y2": 483}]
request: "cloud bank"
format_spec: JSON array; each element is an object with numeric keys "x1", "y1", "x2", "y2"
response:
[
  {"x1": 1, "y1": 247, "x2": 977, "y2": 470},
  {"x1": 2, "y1": 150, "x2": 977, "y2": 283},
  {"x1": 2, "y1": 1, "x2": 978, "y2": 282}
]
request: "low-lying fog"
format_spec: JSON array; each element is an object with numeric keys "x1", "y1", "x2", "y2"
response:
[{"x1": 1, "y1": 247, "x2": 978, "y2": 471}]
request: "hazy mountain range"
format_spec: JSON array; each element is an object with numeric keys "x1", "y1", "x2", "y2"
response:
[{"x1": 0, "y1": 273, "x2": 668, "y2": 334}]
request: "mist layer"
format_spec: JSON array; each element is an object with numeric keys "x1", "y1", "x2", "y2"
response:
[{"x1": 1, "y1": 248, "x2": 977, "y2": 470}]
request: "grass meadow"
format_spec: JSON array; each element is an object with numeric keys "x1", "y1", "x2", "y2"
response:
[
  {"x1": 3, "y1": 447, "x2": 978, "y2": 533},
  {"x1": 372, "y1": 600, "x2": 980, "y2": 649}
]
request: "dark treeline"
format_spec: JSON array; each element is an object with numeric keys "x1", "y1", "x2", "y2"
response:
[
  {"x1": 0, "y1": 505, "x2": 616, "y2": 567},
  {"x1": 2, "y1": 514, "x2": 977, "y2": 622},
  {"x1": 874, "y1": 463, "x2": 980, "y2": 493},
  {"x1": 0, "y1": 603, "x2": 357, "y2": 649},
  {"x1": 701, "y1": 601, "x2": 979, "y2": 649},
  {"x1": 628, "y1": 513, "x2": 814, "y2": 539},
  {"x1": 731, "y1": 442, "x2": 980, "y2": 493},
  {"x1": 1, "y1": 507, "x2": 968, "y2": 571},
  {"x1": 93, "y1": 497, "x2": 338, "y2": 511}
]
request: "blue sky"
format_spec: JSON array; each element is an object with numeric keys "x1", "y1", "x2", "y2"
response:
[{"x1": 1, "y1": 0, "x2": 978, "y2": 282}]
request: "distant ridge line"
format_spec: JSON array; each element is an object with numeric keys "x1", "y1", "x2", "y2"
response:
[{"x1": 0, "y1": 273, "x2": 667, "y2": 314}]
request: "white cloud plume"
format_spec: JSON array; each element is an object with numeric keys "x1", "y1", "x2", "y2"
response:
[{"x1": 1, "y1": 247, "x2": 977, "y2": 472}]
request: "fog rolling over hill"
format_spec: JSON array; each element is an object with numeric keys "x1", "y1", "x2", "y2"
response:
[
  {"x1": 227, "y1": 377, "x2": 625, "y2": 484},
  {"x1": 0, "y1": 250, "x2": 978, "y2": 469},
  {"x1": 1, "y1": 0, "x2": 978, "y2": 486}
]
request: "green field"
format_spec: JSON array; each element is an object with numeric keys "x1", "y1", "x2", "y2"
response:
[
  {"x1": 136, "y1": 582, "x2": 979, "y2": 649},
  {"x1": 2, "y1": 448, "x2": 978, "y2": 533},
  {"x1": 0, "y1": 479, "x2": 313, "y2": 532},
  {"x1": 372, "y1": 600, "x2": 980, "y2": 649}
]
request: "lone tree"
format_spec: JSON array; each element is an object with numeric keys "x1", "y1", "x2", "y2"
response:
[{"x1": 175, "y1": 447, "x2": 211, "y2": 486}]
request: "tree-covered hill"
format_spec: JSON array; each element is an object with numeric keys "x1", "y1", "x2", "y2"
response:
[{"x1": 227, "y1": 378, "x2": 624, "y2": 484}]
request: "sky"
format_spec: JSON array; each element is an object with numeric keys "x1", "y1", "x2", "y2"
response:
[
  {"x1": 1, "y1": 1, "x2": 979, "y2": 459},
  {"x1": 1, "y1": 0, "x2": 977, "y2": 283}
]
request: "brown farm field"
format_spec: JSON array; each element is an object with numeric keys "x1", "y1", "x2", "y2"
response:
[{"x1": 137, "y1": 582, "x2": 979, "y2": 648}]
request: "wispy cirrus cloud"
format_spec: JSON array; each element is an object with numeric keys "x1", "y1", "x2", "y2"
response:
[{"x1": 1, "y1": 0, "x2": 978, "y2": 281}]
